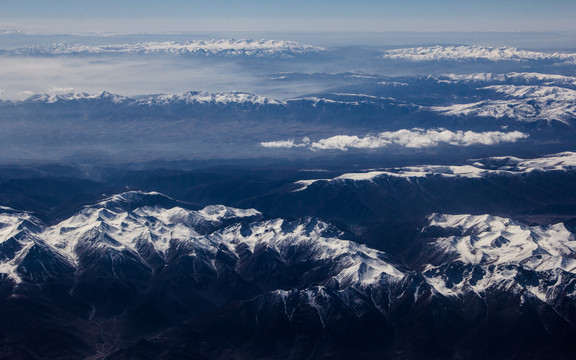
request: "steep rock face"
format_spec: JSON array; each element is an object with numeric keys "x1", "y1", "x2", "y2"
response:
[{"x1": 1, "y1": 193, "x2": 576, "y2": 359}]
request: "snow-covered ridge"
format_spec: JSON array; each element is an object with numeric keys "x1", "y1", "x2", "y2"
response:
[
  {"x1": 422, "y1": 213, "x2": 576, "y2": 300},
  {"x1": 137, "y1": 91, "x2": 284, "y2": 106},
  {"x1": 27, "y1": 91, "x2": 128, "y2": 104},
  {"x1": 436, "y1": 72, "x2": 576, "y2": 87},
  {"x1": 485, "y1": 84, "x2": 576, "y2": 100},
  {"x1": 0, "y1": 205, "x2": 20, "y2": 212},
  {"x1": 13, "y1": 39, "x2": 324, "y2": 57},
  {"x1": 18, "y1": 90, "x2": 413, "y2": 108},
  {"x1": 44, "y1": 191, "x2": 263, "y2": 256},
  {"x1": 0, "y1": 191, "x2": 403, "y2": 287},
  {"x1": 427, "y1": 213, "x2": 576, "y2": 271},
  {"x1": 22, "y1": 90, "x2": 393, "y2": 107},
  {"x1": 2, "y1": 192, "x2": 576, "y2": 304},
  {"x1": 431, "y1": 84, "x2": 576, "y2": 124},
  {"x1": 212, "y1": 218, "x2": 405, "y2": 286},
  {"x1": 0, "y1": 209, "x2": 42, "y2": 240},
  {"x1": 197, "y1": 204, "x2": 261, "y2": 222},
  {"x1": 426, "y1": 72, "x2": 576, "y2": 124},
  {"x1": 293, "y1": 152, "x2": 576, "y2": 189},
  {"x1": 22, "y1": 90, "x2": 284, "y2": 106},
  {"x1": 283, "y1": 93, "x2": 418, "y2": 111},
  {"x1": 379, "y1": 45, "x2": 576, "y2": 63},
  {"x1": 0, "y1": 209, "x2": 46, "y2": 283}
]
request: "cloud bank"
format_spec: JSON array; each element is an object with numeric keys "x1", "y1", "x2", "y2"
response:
[{"x1": 260, "y1": 129, "x2": 528, "y2": 151}]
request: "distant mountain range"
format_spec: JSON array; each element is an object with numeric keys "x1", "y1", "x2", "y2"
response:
[
  {"x1": 1, "y1": 70, "x2": 575, "y2": 161},
  {"x1": 24, "y1": 90, "x2": 283, "y2": 107},
  {"x1": 379, "y1": 45, "x2": 576, "y2": 64},
  {"x1": 5, "y1": 72, "x2": 574, "y2": 127},
  {"x1": 6, "y1": 39, "x2": 325, "y2": 57}
]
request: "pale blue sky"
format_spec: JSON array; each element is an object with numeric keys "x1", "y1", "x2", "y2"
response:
[{"x1": 1, "y1": 0, "x2": 575, "y2": 32}]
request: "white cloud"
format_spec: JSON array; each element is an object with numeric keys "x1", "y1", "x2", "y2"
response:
[
  {"x1": 17, "y1": 90, "x2": 35, "y2": 97},
  {"x1": 261, "y1": 129, "x2": 528, "y2": 151},
  {"x1": 260, "y1": 137, "x2": 310, "y2": 149},
  {"x1": 260, "y1": 140, "x2": 299, "y2": 148},
  {"x1": 311, "y1": 135, "x2": 391, "y2": 150},
  {"x1": 49, "y1": 86, "x2": 75, "y2": 93}
]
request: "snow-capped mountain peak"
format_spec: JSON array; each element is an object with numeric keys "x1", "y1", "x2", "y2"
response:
[
  {"x1": 212, "y1": 217, "x2": 405, "y2": 287},
  {"x1": 41, "y1": 191, "x2": 263, "y2": 259}
]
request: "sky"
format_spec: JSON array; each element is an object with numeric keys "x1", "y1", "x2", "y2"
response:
[{"x1": 1, "y1": 0, "x2": 576, "y2": 33}]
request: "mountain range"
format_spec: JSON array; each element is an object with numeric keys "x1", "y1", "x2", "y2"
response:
[
  {"x1": 8, "y1": 39, "x2": 324, "y2": 58},
  {"x1": 1, "y1": 70, "x2": 576, "y2": 161},
  {"x1": 1, "y1": 191, "x2": 575, "y2": 359},
  {"x1": 1, "y1": 34, "x2": 576, "y2": 359}
]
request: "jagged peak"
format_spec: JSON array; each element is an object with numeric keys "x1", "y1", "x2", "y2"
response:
[
  {"x1": 197, "y1": 204, "x2": 261, "y2": 222},
  {"x1": 89, "y1": 191, "x2": 178, "y2": 213},
  {"x1": 213, "y1": 217, "x2": 405, "y2": 286},
  {"x1": 0, "y1": 210, "x2": 44, "y2": 241}
]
